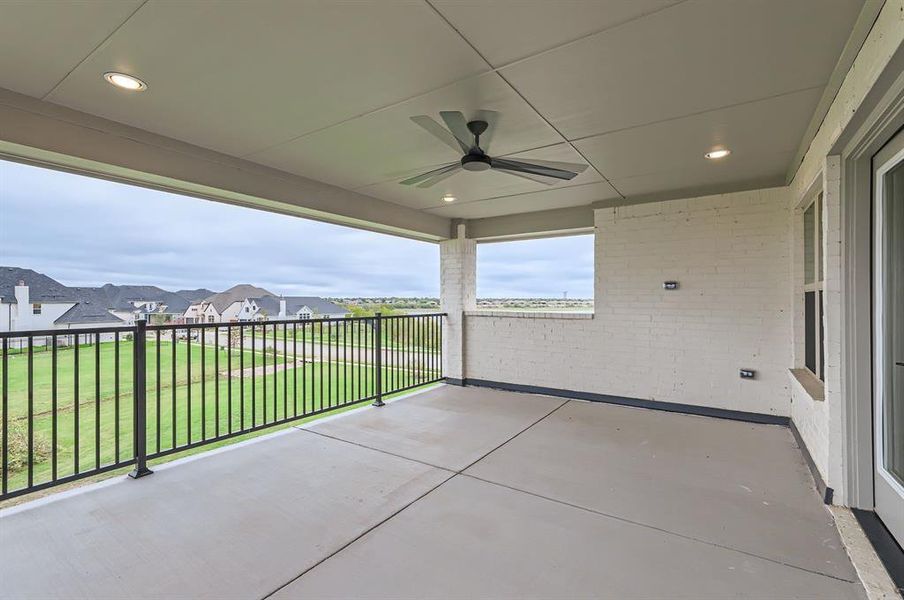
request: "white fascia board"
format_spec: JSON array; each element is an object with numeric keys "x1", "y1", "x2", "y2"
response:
[{"x1": 0, "y1": 88, "x2": 450, "y2": 242}]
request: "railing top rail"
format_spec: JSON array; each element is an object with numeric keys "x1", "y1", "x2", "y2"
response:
[
  {"x1": 146, "y1": 313, "x2": 446, "y2": 330},
  {"x1": 0, "y1": 313, "x2": 447, "y2": 338},
  {"x1": 378, "y1": 312, "x2": 447, "y2": 320}
]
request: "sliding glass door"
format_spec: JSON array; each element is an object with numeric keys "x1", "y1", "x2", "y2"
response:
[{"x1": 873, "y1": 129, "x2": 904, "y2": 546}]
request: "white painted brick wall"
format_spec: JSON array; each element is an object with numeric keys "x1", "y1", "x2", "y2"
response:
[
  {"x1": 791, "y1": 378, "x2": 829, "y2": 478},
  {"x1": 784, "y1": 0, "x2": 903, "y2": 502},
  {"x1": 440, "y1": 237, "x2": 476, "y2": 381},
  {"x1": 464, "y1": 187, "x2": 793, "y2": 416}
]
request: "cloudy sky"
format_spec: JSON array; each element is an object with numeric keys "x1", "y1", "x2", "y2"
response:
[{"x1": 0, "y1": 160, "x2": 593, "y2": 298}]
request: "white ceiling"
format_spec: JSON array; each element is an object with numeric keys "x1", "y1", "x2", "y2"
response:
[{"x1": 0, "y1": 0, "x2": 866, "y2": 222}]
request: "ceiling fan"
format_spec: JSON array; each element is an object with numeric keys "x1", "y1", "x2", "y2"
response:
[{"x1": 401, "y1": 110, "x2": 588, "y2": 188}]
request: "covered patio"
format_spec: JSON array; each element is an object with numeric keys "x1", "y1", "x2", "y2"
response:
[
  {"x1": 1, "y1": 385, "x2": 864, "y2": 599},
  {"x1": 1, "y1": 0, "x2": 904, "y2": 596}
]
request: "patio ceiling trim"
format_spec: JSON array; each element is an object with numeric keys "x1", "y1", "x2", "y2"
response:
[
  {"x1": 0, "y1": 88, "x2": 452, "y2": 242},
  {"x1": 466, "y1": 206, "x2": 594, "y2": 242}
]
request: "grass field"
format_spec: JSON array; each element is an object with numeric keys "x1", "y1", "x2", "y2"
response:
[
  {"x1": 249, "y1": 320, "x2": 441, "y2": 351},
  {"x1": 0, "y1": 338, "x2": 439, "y2": 495}
]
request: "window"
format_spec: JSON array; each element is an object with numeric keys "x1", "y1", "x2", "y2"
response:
[
  {"x1": 477, "y1": 234, "x2": 594, "y2": 310},
  {"x1": 803, "y1": 194, "x2": 825, "y2": 380},
  {"x1": 32, "y1": 303, "x2": 41, "y2": 315},
  {"x1": 207, "y1": 315, "x2": 215, "y2": 323}
]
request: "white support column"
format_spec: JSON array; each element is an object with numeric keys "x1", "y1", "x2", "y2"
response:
[
  {"x1": 440, "y1": 224, "x2": 476, "y2": 384},
  {"x1": 822, "y1": 155, "x2": 846, "y2": 502}
]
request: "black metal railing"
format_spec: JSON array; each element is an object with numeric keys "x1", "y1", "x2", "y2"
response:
[{"x1": 0, "y1": 313, "x2": 445, "y2": 500}]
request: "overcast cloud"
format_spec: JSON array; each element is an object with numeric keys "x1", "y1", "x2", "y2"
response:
[{"x1": 0, "y1": 160, "x2": 592, "y2": 298}]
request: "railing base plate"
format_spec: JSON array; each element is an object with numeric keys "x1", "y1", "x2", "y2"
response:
[{"x1": 128, "y1": 467, "x2": 154, "y2": 479}]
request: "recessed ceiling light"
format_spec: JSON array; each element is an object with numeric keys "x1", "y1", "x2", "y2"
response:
[
  {"x1": 705, "y1": 149, "x2": 731, "y2": 159},
  {"x1": 103, "y1": 72, "x2": 147, "y2": 91},
  {"x1": 442, "y1": 194, "x2": 456, "y2": 203}
]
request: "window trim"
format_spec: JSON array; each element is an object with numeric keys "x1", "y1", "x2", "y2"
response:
[{"x1": 803, "y1": 192, "x2": 825, "y2": 381}]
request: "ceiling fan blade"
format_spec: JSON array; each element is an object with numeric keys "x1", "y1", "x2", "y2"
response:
[
  {"x1": 417, "y1": 165, "x2": 462, "y2": 188},
  {"x1": 491, "y1": 158, "x2": 579, "y2": 181},
  {"x1": 399, "y1": 162, "x2": 460, "y2": 186},
  {"x1": 513, "y1": 158, "x2": 588, "y2": 173},
  {"x1": 494, "y1": 167, "x2": 555, "y2": 186},
  {"x1": 473, "y1": 109, "x2": 499, "y2": 153},
  {"x1": 410, "y1": 116, "x2": 463, "y2": 155},
  {"x1": 439, "y1": 111, "x2": 473, "y2": 153}
]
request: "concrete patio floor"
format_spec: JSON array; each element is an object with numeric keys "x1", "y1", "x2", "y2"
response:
[{"x1": 0, "y1": 385, "x2": 865, "y2": 599}]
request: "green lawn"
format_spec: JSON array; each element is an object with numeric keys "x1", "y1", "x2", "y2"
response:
[
  {"x1": 249, "y1": 320, "x2": 441, "y2": 351},
  {"x1": 0, "y1": 337, "x2": 440, "y2": 495}
]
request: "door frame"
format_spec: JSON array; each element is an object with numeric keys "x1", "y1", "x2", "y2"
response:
[{"x1": 835, "y1": 45, "x2": 904, "y2": 510}]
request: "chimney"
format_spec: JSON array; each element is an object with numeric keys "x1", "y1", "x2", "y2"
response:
[
  {"x1": 279, "y1": 296, "x2": 287, "y2": 318},
  {"x1": 14, "y1": 280, "x2": 29, "y2": 307},
  {"x1": 14, "y1": 280, "x2": 30, "y2": 330}
]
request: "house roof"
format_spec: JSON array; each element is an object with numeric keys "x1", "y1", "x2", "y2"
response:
[
  {"x1": 252, "y1": 296, "x2": 281, "y2": 316},
  {"x1": 0, "y1": 266, "x2": 73, "y2": 303},
  {"x1": 205, "y1": 284, "x2": 274, "y2": 312},
  {"x1": 285, "y1": 297, "x2": 346, "y2": 315},
  {"x1": 176, "y1": 288, "x2": 216, "y2": 302},
  {"x1": 54, "y1": 287, "x2": 124, "y2": 325},
  {"x1": 100, "y1": 284, "x2": 191, "y2": 313}
]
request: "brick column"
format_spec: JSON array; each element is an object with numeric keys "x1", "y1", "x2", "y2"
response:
[{"x1": 440, "y1": 228, "x2": 476, "y2": 384}]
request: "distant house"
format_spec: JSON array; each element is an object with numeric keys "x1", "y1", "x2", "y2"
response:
[
  {"x1": 2, "y1": 267, "x2": 349, "y2": 331},
  {"x1": 239, "y1": 296, "x2": 278, "y2": 321},
  {"x1": 241, "y1": 295, "x2": 347, "y2": 321},
  {"x1": 183, "y1": 284, "x2": 272, "y2": 324},
  {"x1": 173, "y1": 288, "x2": 217, "y2": 322},
  {"x1": 181, "y1": 303, "x2": 203, "y2": 324},
  {"x1": 284, "y1": 297, "x2": 347, "y2": 320},
  {"x1": 0, "y1": 267, "x2": 228, "y2": 332},
  {"x1": 0, "y1": 267, "x2": 123, "y2": 332},
  {"x1": 100, "y1": 284, "x2": 191, "y2": 324},
  {"x1": 183, "y1": 285, "x2": 348, "y2": 324}
]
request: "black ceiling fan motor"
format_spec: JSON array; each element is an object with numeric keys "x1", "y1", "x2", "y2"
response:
[{"x1": 401, "y1": 110, "x2": 587, "y2": 188}]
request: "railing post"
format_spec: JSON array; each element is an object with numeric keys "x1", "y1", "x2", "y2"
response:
[
  {"x1": 372, "y1": 312, "x2": 384, "y2": 407},
  {"x1": 129, "y1": 319, "x2": 153, "y2": 479}
]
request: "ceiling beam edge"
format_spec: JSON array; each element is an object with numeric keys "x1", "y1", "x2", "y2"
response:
[
  {"x1": 0, "y1": 88, "x2": 450, "y2": 242},
  {"x1": 466, "y1": 205, "x2": 594, "y2": 242}
]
